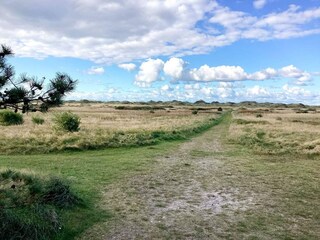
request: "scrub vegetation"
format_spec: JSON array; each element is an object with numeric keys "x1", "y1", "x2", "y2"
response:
[{"x1": 0, "y1": 169, "x2": 83, "y2": 240}]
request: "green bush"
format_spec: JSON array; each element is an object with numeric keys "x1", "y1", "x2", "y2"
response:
[
  {"x1": 0, "y1": 110, "x2": 23, "y2": 126},
  {"x1": 192, "y1": 110, "x2": 198, "y2": 115},
  {"x1": 42, "y1": 177, "x2": 82, "y2": 209},
  {"x1": 53, "y1": 112, "x2": 80, "y2": 132},
  {"x1": 32, "y1": 115, "x2": 45, "y2": 125},
  {"x1": 0, "y1": 169, "x2": 83, "y2": 240}
]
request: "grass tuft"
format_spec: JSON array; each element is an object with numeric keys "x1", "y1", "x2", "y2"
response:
[
  {"x1": 42, "y1": 177, "x2": 83, "y2": 209},
  {"x1": 0, "y1": 169, "x2": 83, "y2": 240},
  {"x1": 0, "y1": 110, "x2": 23, "y2": 126},
  {"x1": 32, "y1": 115, "x2": 45, "y2": 125}
]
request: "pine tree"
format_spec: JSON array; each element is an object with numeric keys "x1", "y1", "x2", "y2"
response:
[{"x1": 0, "y1": 44, "x2": 77, "y2": 113}]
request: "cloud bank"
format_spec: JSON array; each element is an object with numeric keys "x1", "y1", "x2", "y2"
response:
[
  {"x1": 133, "y1": 57, "x2": 313, "y2": 87},
  {"x1": 0, "y1": 1, "x2": 319, "y2": 63}
]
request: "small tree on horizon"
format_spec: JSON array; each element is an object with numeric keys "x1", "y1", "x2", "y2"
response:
[{"x1": 0, "y1": 44, "x2": 77, "y2": 113}]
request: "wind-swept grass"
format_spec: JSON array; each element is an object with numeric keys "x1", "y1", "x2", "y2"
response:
[
  {"x1": 0, "y1": 103, "x2": 221, "y2": 154},
  {"x1": 229, "y1": 108, "x2": 320, "y2": 155}
]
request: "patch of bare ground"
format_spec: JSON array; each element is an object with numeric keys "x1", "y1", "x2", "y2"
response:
[{"x1": 80, "y1": 118, "x2": 260, "y2": 239}]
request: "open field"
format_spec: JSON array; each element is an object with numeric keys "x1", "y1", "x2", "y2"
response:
[
  {"x1": 229, "y1": 107, "x2": 320, "y2": 155},
  {"x1": 0, "y1": 103, "x2": 319, "y2": 239},
  {"x1": 0, "y1": 103, "x2": 223, "y2": 154}
]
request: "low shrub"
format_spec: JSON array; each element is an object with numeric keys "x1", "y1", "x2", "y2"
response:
[
  {"x1": 0, "y1": 110, "x2": 23, "y2": 126},
  {"x1": 0, "y1": 170, "x2": 83, "y2": 240},
  {"x1": 292, "y1": 119, "x2": 303, "y2": 123},
  {"x1": 32, "y1": 115, "x2": 45, "y2": 125},
  {"x1": 256, "y1": 113, "x2": 263, "y2": 118},
  {"x1": 296, "y1": 109, "x2": 308, "y2": 114},
  {"x1": 42, "y1": 177, "x2": 82, "y2": 209},
  {"x1": 115, "y1": 105, "x2": 165, "y2": 110},
  {"x1": 192, "y1": 110, "x2": 198, "y2": 115},
  {"x1": 53, "y1": 112, "x2": 80, "y2": 132}
]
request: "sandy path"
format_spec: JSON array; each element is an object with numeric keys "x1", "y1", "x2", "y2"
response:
[{"x1": 81, "y1": 120, "x2": 255, "y2": 239}]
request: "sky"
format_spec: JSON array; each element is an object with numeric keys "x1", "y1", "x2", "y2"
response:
[{"x1": 1, "y1": 0, "x2": 320, "y2": 104}]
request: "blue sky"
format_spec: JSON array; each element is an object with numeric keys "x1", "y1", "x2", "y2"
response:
[{"x1": 1, "y1": 0, "x2": 320, "y2": 104}]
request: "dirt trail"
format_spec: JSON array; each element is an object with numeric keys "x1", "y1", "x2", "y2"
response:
[{"x1": 81, "y1": 118, "x2": 256, "y2": 239}]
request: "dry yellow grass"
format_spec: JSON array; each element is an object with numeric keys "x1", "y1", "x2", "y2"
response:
[
  {"x1": 229, "y1": 107, "x2": 320, "y2": 154},
  {"x1": 0, "y1": 103, "x2": 220, "y2": 154}
]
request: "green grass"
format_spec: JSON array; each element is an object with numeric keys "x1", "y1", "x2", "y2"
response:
[
  {"x1": 222, "y1": 151, "x2": 320, "y2": 239},
  {"x1": 220, "y1": 115, "x2": 320, "y2": 239},
  {"x1": 32, "y1": 115, "x2": 45, "y2": 125},
  {"x1": 0, "y1": 143, "x2": 177, "y2": 239}
]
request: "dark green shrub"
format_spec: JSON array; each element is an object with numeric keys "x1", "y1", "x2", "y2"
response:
[
  {"x1": 53, "y1": 112, "x2": 80, "y2": 132},
  {"x1": 32, "y1": 115, "x2": 45, "y2": 125},
  {"x1": 42, "y1": 177, "x2": 82, "y2": 209},
  {"x1": 0, "y1": 110, "x2": 23, "y2": 125},
  {"x1": 296, "y1": 109, "x2": 308, "y2": 114},
  {"x1": 192, "y1": 110, "x2": 198, "y2": 115},
  {"x1": 0, "y1": 169, "x2": 83, "y2": 240},
  {"x1": 256, "y1": 113, "x2": 263, "y2": 118}
]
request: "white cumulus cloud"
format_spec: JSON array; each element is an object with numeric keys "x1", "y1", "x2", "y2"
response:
[
  {"x1": 118, "y1": 63, "x2": 136, "y2": 71},
  {"x1": 248, "y1": 68, "x2": 277, "y2": 80},
  {"x1": 134, "y1": 58, "x2": 314, "y2": 86},
  {"x1": 282, "y1": 84, "x2": 311, "y2": 96},
  {"x1": 246, "y1": 85, "x2": 270, "y2": 97},
  {"x1": 163, "y1": 57, "x2": 185, "y2": 79},
  {"x1": 279, "y1": 65, "x2": 311, "y2": 85},
  {"x1": 189, "y1": 65, "x2": 248, "y2": 81},
  {"x1": 134, "y1": 59, "x2": 164, "y2": 87},
  {"x1": 161, "y1": 84, "x2": 173, "y2": 91}
]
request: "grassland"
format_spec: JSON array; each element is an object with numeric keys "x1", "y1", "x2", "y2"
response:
[
  {"x1": 0, "y1": 103, "x2": 223, "y2": 154},
  {"x1": 229, "y1": 107, "x2": 320, "y2": 155},
  {"x1": 0, "y1": 102, "x2": 319, "y2": 239}
]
